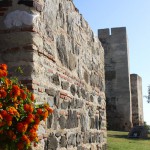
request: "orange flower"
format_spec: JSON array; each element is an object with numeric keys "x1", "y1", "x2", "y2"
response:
[
  {"x1": 0, "y1": 64, "x2": 7, "y2": 71},
  {"x1": 24, "y1": 104, "x2": 33, "y2": 113},
  {"x1": 7, "y1": 130, "x2": 16, "y2": 140},
  {"x1": 0, "y1": 88, "x2": 7, "y2": 98},
  {"x1": 17, "y1": 122, "x2": 28, "y2": 133},
  {"x1": 14, "y1": 102, "x2": 19, "y2": 109},
  {"x1": 17, "y1": 142, "x2": 24, "y2": 150},
  {"x1": 37, "y1": 108, "x2": 43, "y2": 115},
  {"x1": 0, "y1": 102, "x2": 2, "y2": 108},
  {"x1": 5, "y1": 114, "x2": 12, "y2": 121},
  {"x1": 7, "y1": 121, "x2": 12, "y2": 126},
  {"x1": 32, "y1": 124, "x2": 38, "y2": 131},
  {"x1": 21, "y1": 135, "x2": 31, "y2": 145},
  {"x1": 11, "y1": 85, "x2": 21, "y2": 97},
  {"x1": 42, "y1": 110, "x2": 48, "y2": 121},
  {"x1": 1, "y1": 110, "x2": 8, "y2": 117},
  {"x1": 0, "y1": 114, "x2": 3, "y2": 120},
  {"x1": 28, "y1": 105, "x2": 34, "y2": 113},
  {"x1": 0, "y1": 122, "x2": 5, "y2": 127},
  {"x1": 7, "y1": 106, "x2": 19, "y2": 117},
  {"x1": 31, "y1": 94, "x2": 35, "y2": 101},
  {"x1": 0, "y1": 69, "x2": 7, "y2": 77},
  {"x1": 26, "y1": 113, "x2": 35, "y2": 123},
  {"x1": 44, "y1": 104, "x2": 53, "y2": 114},
  {"x1": 5, "y1": 114, "x2": 13, "y2": 126},
  {"x1": 29, "y1": 129, "x2": 37, "y2": 141},
  {"x1": 35, "y1": 115, "x2": 40, "y2": 124},
  {"x1": 24, "y1": 104, "x2": 30, "y2": 111},
  {"x1": 20, "y1": 89, "x2": 27, "y2": 100},
  {"x1": 5, "y1": 78, "x2": 11, "y2": 88}
]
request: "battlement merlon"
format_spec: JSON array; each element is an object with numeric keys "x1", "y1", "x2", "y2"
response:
[
  {"x1": 98, "y1": 28, "x2": 110, "y2": 40},
  {"x1": 98, "y1": 27, "x2": 128, "y2": 44}
]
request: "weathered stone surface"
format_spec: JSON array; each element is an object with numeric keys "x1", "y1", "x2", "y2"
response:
[
  {"x1": 76, "y1": 87, "x2": 81, "y2": 98},
  {"x1": 61, "y1": 101, "x2": 69, "y2": 109},
  {"x1": 80, "y1": 113, "x2": 88, "y2": 132},
  {"x1": 67, "y1": 110, "x2": 78, "y2": 128},
  {"x1": 81, "y1": 88, "x2": 86, "y2": 99},
  {"x1": 0, "y1": 0, "x2": 106, "y2": 150},
  {"x1": 47, "y1": 114, "x2": 53, "y2": 128},
  {"x1": 45, "y1": 88, "x2": 56, "y2": 96},
  {"x1": 99, "y1": 27, "x2": 132, "y2": 131},
  {"x1": 83, "y1": 131, "x2": 90, "y2": 143},
  {"x1": 90, "y1": 72, "x2": 100, "y2": 87},
  {"x1": 98, "y1": 96, "x2": 101, "y2": 104},
  {"x1": 68, "y1": 133, "x2": 76, "y2": 146},
  {"x1": 61, "y1": 81, "x2": 69, "y2": 90},
  {"x1": 90, "y1": 117, "x2": 95, "y2": 129},
  {"x1": 59, "y1": 115, "x2": 66, "y2": 129},
  {"x1": 52, "y1": 109, "x2": 59, "y2": 130},
  {"x1": 84, "y1": 70, "x2": 89, "y2": 83},
  {"x1": 76, "y1": 133, "x2": 82, "y2": 145},
  {"x1": 90, "y1": 95, "x2": 94, "y2": 102},
  {"x1": 69, "y1": 52, "x2": 76, "y2": 70},
  {"x1": 88, "y1": 108, "x2": 94, "y2": 117},
  {"x1": 60, "y1": 135, "x2": 67, "y2": 147},
  {"x1": 56, "y1": 34, "x2": 68, "y2": 67},
  {"x1": 54, "y1": 91, "x2": 60, "y2": 108},
  {"x1": 47, "y1": 135, "x2": 58, "y2": 149},
  {"x1": 130, "y1": 74, "x2": 144, "y2": 126},
  {"x1": 51, "y1": 74, "x2": 60, "y2": 86},
  {"x1": 76, "y1": 99, "x2": 84, "y2": 108},
  {"x1": 70, "y1": 84, "x2": 76, "y2": 96}
]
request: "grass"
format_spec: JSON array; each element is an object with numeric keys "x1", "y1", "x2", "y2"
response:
[{"x1": 107, "y1": 130, "x2": 150, "y2": 150}]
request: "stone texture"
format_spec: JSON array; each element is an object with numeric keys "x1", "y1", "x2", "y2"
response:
[
  {"x1": 69, "y1": 52, "x2": 77, "y2": 70},
  {"x1": 99, "y1": 27, "x2": 132, "y2": 131},
  {"x1": 56, "y1": 34, "x2": 68, "y2": 67},
  {"x1": 0, "y1": 0, "x2": 106, "y2": 150},
  {"x1": 130, "y1": 74, "x2": 144, "y2": 126},
  {"x1": 70, "y1": 84, "x2": 76, "y2": 96},
  {"x1": 67, "y1": 110, "x2": 78, "y2": 129},
  {"x1": 61, "y1": 81, "x2": 69, "y2": 90},
  {"x1": 60, "y1": 135, "x2": 67, "y2": 147},
  {"x1": 45, "y1": 88, "x2": 56, "y2": 96},
  {"x1": 59, "y1": 115, "x2": 66, "y2": 129},
  {"x1": 51, "y1": 74, "x2": 60, "y2": 86},
  {"x1": 47, "y1": 134, "x2": 58, "y2": 150}
]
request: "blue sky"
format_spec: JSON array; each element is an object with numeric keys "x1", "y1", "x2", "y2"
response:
[{"x1": 74, "y1": 0, "x2": 150, "y2": 125}]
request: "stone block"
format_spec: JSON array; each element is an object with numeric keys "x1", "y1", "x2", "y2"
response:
[
  {"x1": 60, "y1": 135, "x2": 67, "y2": 147},
  {"x1": 70, "y1": 84, "x2": 76, "y2": 96},
  {"x1": 51, "y1": 74, "x2": 60, "y2": 86},
  {"x1": 59, "y1": 115, "x2": 66, "y2": 129},
  {"x1": 47, "y1": 135, "x2": 58, "y2": 149},
  {"x1": 61, "y1": 81, "x2": 69, "y2": 90}
]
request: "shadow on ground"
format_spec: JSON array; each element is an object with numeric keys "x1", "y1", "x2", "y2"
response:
[{"x1": 108, "y1": 133, "x2": 150, "y2": 140}]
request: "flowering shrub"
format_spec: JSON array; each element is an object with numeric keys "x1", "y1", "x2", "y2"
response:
[{"x1": 0, "y1": 64, "x2": 53, "y2": 150}]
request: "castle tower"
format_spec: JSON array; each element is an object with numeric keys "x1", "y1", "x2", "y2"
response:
[
  {"x1": 130, "y1": 74, "x2": 144, "y2": 126},
  {"x1": 98, "y1": 27, "x2": 132, "y2": 131}
]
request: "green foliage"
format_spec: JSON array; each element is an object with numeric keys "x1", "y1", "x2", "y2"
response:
[{"x1": 144, "y1": 121, "x2": 150, "y2": 133}]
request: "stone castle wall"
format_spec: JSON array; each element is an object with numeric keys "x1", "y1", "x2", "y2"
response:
[
  {"x1": 130, "y1": 74, "x2": 144, "y2": 126},
  {"x1": 98, "y1": 27, "x2": 132, "y2": 131},
  {"x1": 0, "y1": 0, "x2": 106, "y2": 149}
]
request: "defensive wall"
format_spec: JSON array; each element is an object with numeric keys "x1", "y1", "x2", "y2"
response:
[{"x1": 0, "y1": 0, "x2": 106, "y2": 149}]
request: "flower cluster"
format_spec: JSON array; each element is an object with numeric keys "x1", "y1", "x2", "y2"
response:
[{"x1": 0, "y1": 64, "x2": 53, "y2": 150}]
